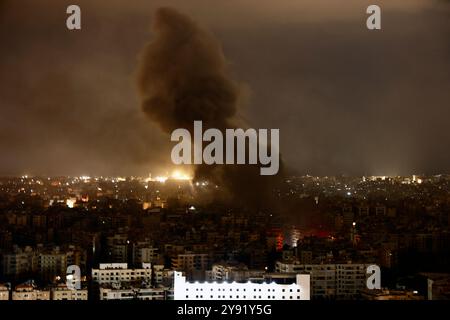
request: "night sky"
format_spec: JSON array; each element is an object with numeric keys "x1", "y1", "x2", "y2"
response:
[{"x1": 0, "y1": 0, "x2": 449, "y2": 177}]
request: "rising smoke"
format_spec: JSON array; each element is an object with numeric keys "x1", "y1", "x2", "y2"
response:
[{"x1": 136, "y1": 7, "x2": 285, "y2": 210}]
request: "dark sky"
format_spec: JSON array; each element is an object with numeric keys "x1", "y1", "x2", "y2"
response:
[{"x1": 0, "y1": 0, "x2": 449, "y2": 177}]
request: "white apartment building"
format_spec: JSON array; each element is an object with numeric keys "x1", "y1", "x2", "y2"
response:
[
  {"x1": 0, "y1": 284, "x2": 9, "y2": 300},
  {"x1": 174, "y1": 272, "x2": 310, "y2": 300},
  {"x1": 100, "y1": 286, "x2": 169, "y2": 300},
  {"x1": 92, "y1": 263, "x2": 152, "y2": 285},
  {"x1": 12, "y1": 284, "x2": 50, "y2": 300},
  {"x1": 275, "y1": 261, "x2": 372, "y2": 298},
  {"x1": 51, "y1": 284, "x2": 88, "y2": 300}
]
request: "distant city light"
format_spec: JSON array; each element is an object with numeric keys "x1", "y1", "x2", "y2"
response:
[
  {"x1": 154, "y1": 176, "x2": 168, "y2": 183},
  {"x1": 0, "y1": 172, "x2": 448, "y2": 302},
  {"x1": 146, "y1": 170, "x2": 192, "y2": 183},
  {"x1": 66, "y1": 198, "x2": 76, "y2": 208}
]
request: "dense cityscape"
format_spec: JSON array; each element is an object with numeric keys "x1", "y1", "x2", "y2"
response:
[
  {"x1": 0, "y1": 173, "x2": 449, "y2": 300},
  {"x1": 1, "y1": 2, "x2": 449, "y2": 315}
]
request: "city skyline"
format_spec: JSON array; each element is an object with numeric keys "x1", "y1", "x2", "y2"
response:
[
  {"x1": 1, "y1": 0, "x2": 450, "y2": 309},
  {"x1": 1, "y1": 172, "x2": 449, "y2": 301}
]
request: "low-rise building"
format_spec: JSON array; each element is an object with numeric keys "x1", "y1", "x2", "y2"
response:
[
  {"x1": 0, "y1": 284, "x2": 9, "y2": 300},
  {"x1": 361, "y1": 288, "x2": 423, "y2": 300},
  {"x1": 12, "y1": 283, "x2": 50, "y2": 300},
  {"x1": 92, "y1": 263, "x2": 152, "y2": 285},
  {"x1": 51, "y1": 284, "x2": 88, "y2": 300},
  {"x1": 100, "y1": 285, "x2": 170, "y2": 300}
]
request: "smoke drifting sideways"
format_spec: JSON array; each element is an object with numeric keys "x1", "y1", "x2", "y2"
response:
[{"x1": 136, "y1": 7, "x2": 285, "y2": 211}]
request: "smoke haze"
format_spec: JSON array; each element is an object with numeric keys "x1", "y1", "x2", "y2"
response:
[
  {"x1": 0, "y1": 0, "x2": 449, "y2": 177},
  {"x1": 137, "y1": 7, "x2": 284, "y2": 208}
]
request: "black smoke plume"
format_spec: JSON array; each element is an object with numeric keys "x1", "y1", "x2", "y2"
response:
[{"x1": 137, "y1": 7, "x2": 284, "y2": 210}]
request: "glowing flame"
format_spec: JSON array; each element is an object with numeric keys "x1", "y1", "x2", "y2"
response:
[
  {"x1": 146, "y1": 170, "x2": 192, "y2": 183},
  {"x1": 154, "y1": 176, "x2": 168, "y2": 183},
  {"x1": 170, "y1": 170, "x2": 191, "y2": 181}
]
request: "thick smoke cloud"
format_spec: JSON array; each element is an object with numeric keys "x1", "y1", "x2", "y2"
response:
[
  {"x1": 0, "y1": 0, "x2": 449, "y2": 178},
  {"x1": 137, "y1": 7, "x2": 284, "y2": 209},
  {"x1": 137, "y1": 7, "x2": 238, "y2": 132}
]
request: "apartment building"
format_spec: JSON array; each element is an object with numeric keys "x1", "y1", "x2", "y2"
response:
[
  {"x1": 174, "y1": 272, "x2": 310, "y2": 300},
  {"x1": 99, "y1": 285, "x2": 170, "y2": 300},
  {"x1": 275, "y1": 261, "x2": 372, "y2": 299},
  {"x1": 12, "y1": 283, "x2": 50, "y2": 300},
  {"x1": 51, "y1": 284, "x2": 88, "y2": 300},
  {"x1": 0, "y1": 284, "x2": 9, "y2": 300},
  {"x1": 91, "y1": 263, "x2": 151, "y2": 285},
  {"x1": 171, "y1": 253, "x2": 210, "y2": 272}
]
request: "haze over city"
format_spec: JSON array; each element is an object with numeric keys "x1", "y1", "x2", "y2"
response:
[{"x1": 1, "y1": 0, "x2": 449, "y2": 177}]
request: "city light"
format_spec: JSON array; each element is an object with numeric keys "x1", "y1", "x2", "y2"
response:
[
  {"x1": 0, "y1": 173, "x2": 448, "y2": 302},
  {"x1": 66, "y1": 198, "x2": 76, "y2": 208},
  {"x1": 154, "y1": 176, "x2": 168, "y2": 183},
  {"x1": 145, "y1": 170, "x2": 192, "y2": 184},
  {"x1": 170, "y1": 170, "x2": 191, "y2": 181}
]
